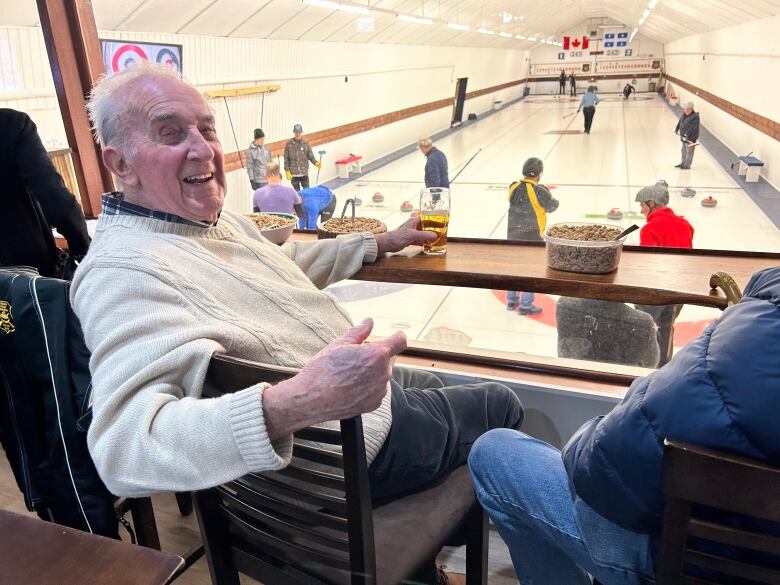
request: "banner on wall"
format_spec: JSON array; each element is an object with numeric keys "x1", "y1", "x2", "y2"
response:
[
  {"x1": 530, "y1": 62, "x2": 591, "y2": 76},
  {"x1": 595, "y1": 59, "x2": 662, "y2": 73},
  {"x1": 100, "y1": 39, "x2": 183, "y2": 73}
]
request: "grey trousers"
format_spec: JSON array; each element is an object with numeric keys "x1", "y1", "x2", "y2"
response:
[
  {"x1": 680, "y1": 140, "x2": 695, "y2": 168},
  {"x1": 635, "y1": 304, "x2": 683, "y2": 366}
]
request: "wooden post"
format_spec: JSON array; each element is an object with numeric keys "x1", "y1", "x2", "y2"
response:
[{"x1": 37, "y1": 0, "x2": 113, "y2": 218}]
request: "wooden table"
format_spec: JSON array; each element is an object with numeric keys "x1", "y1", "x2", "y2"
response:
[
  {"x1": 0, "y1": 509, "x2": 184, "y2": 585},
  {"x1": 353, "y1": 239, "x2": 780, "y2": 309}
]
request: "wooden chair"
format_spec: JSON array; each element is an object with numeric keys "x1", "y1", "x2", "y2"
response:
[
  {"x1": 0, "y1": 509, "x2": 184, "y2": 585},
  {"x1": 194, "y1": 354, "x2": 488, "y2": 585},
  {"x1": 657, "y1": 440, "x2": 780, "y2": 584}
]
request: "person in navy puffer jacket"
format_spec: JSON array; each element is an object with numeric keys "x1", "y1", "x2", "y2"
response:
[{"x1": 469, "y1": 266, "x2": 780, "y2": 585}]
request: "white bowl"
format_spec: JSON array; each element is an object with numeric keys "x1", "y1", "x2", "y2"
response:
[{"x1": 247, "y1": 213, "x2": 297, "y2": 245}]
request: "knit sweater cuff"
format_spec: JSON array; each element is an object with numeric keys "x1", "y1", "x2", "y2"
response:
[
  {"x1": 362, "y1": 233, "x2": 379, "y2": 263},
  {"x1": 229, "y1": 384, "x2": 293, "y2": 471}
]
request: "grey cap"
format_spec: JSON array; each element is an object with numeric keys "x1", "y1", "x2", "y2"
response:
[
  {"x1": 656, "y1": 179, "x2": 668, "y2": 188},
  {"x1": 635, "y1": 184, "x2": 669, "y2": 205},
  {"x1": 682, "y1": 101, "x2": 694, "y2": 109},
  {"x1": 293, "y1": 123, "x2": 303, "y2": 133},
  {"x1": 522, "y1": 157, "x2": 544, "y2": 178}
]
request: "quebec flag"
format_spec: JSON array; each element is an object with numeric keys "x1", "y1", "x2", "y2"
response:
[
  {"x1": 617, "y1": 41, "x2": 627, "y2": 47},
  {"x1": 618, "y1": 32, "x2": 629, "y2": 38},
  {"x1": 605, "y1": 41, "x2": 615, "y2": 47},
  {"x1": 605, "y1": 33, "x2": 615, "y2": 39}
]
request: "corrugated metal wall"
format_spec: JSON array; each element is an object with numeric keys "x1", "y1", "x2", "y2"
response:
[{"x1": 0, "y1": 25, "x2": 528, "y2": 212}]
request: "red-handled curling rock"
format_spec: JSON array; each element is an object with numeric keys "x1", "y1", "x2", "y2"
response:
[
  {"x1": 372, "y1": 192, "x2": 384, "y2": 203},
  {"x1": 701, "y1": 196, "x2": 718, "y2": 207},
  {"x1": 606, "y1": 208, "x2": 624, "y2": 220},
  {"x1": 400, "y1": 201, "x2": 414, "y2": 212}
]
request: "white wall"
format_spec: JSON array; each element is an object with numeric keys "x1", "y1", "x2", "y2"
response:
[
  {"x1": 528, "y1": 22, "x2": 664, "y2": 95},
  {"x1": 664, "y1": 15, "x2": 780, "y2": 187},
  {"x1": 0, "y1": 26, "x2": 528, "y2": 214}
]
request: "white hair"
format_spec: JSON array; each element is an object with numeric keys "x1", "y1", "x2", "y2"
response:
[
  {"x1": 86, "y1": 61, "x2": 188, "y2": 151},
  {"x1": 418, "y1": 136, "x2": 433, "y2": 148}
]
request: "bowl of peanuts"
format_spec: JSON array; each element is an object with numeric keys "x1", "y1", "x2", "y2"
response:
[
  {"x1": 245, "y1": 213, "x2": 298, "y2": 245},
  {"x1": 544, "y1": 223, "x2": 625, "y2": 274},
  {"x1": 317, "y1": 217, "x2": 387, "y2": 239}
]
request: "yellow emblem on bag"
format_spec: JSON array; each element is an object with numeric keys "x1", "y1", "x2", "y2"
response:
[{"x1": 0, "y1": 300, "x2": 14, "y2": 334}]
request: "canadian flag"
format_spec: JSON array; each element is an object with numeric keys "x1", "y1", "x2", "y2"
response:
[{"x1": 563, "y1": 36, "x2": 589, "y2": 50}]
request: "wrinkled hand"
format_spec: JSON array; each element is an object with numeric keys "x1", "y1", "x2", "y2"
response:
[
  {"x1": 263, "y1": 319, "x2": 407, "y2": 438},
  {"x1": 285, "y1": 169, "x2": 293, "y2": 181},
  {"x1": 373, "y1": 212, "x2": 437, "y2": 256}
]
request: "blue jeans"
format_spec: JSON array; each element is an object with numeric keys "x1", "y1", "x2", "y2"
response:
[
  {"x1": 468, "y1": 430, "x2": 656, "y2": 585},
  {"x1": 507, "y1": 291, "x2": 535, "y2": 309}
]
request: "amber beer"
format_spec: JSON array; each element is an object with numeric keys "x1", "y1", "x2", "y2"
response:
[
  {"x1": 420, "y1": 187, "x2": 450, "y2": 255},
  {"x1": 421, "y1": 211, "x2": 450, "y2": 254}
]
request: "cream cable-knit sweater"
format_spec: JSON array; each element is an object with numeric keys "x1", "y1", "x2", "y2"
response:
[{"x1": 71, "y1": 210, "x2": 386, "y2": 497}]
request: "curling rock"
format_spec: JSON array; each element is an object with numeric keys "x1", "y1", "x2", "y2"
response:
[
  {"x1": 701, "y1": 196, "x2": 718, "y2": 207},
  {"x1": 606, "y1": 208, "x2": 624, "y2": 220},
  {"x1": 372, "y1": 192, "x2": 384, "y2": 203},
  {"x1": 656, "y1": 179, "x2": 669, "y2": 188},
  {"x1": 400, "y1": 201, "x2": 413, "y2": 212},
  {"x1": 353, "y1": 197, "x2": 362, "y2": 206},
  {"x1": 681, "y1": 187, "x2": 696, "y2": 198}
]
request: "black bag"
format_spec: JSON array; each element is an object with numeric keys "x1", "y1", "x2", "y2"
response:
[{"x1": 0, "y1": 266, "x2": 118, "y2": 537}]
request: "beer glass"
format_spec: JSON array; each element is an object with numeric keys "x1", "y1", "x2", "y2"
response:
[{"x1": 420, "y1": 187, "x2": 450, "y2": 255}]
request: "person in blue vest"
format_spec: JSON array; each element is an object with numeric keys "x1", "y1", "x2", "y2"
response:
[
  {"x1": 469, "y1": 266, "x2": 780, "y2": 584},
  {"x1": 417, "y1": 136, "x2": 450, "y2": 189}
]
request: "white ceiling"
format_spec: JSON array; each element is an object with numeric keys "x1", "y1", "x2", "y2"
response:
[{"x1": 5, "y1": 0, "x2": 780, "y2": 48}]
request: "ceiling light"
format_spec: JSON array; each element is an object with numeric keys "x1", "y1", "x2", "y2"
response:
[
  {"x1": 648, "y1": 0, "x2": 658, "y2": 8},
  {"x1": 643, "y1": 8, "x2": 651, "y2": 18},
  {"x1": 446, "y1": 22, "x2": 469, "y2": 31},
  {"x1": 397, "y1": 14, "x2": 432, "y2": 23},
  {"x1": 515, "y1": 34, "x2": 526, "y2": 39},
  {"x1": 629, "y1": 27, "x2": 638, "y2": 42},
  {"x1": 305, "y1": 0, "x2": 340, "y2": 8},
  {"x1": 305, "y1": 0, "x2": 368, "y2": 12},
  {"x1": 340, "y1": 3, "x2": 369, "y2": 12},
  {"x1": 527, "y1": 36, "x2": 537, "y2": 41},
  {"x1": 638, "y1": 17, "x2": 645, "y2": 25},
  {"x1": 598, "y1": 24, "x2": 623, "y2": 28},
  {"x1": 477, "y1": 28, "x2": 495, "y2": 35},
  {"x1": 499, "y1": 32, "x2": 512, "y2": 38}
]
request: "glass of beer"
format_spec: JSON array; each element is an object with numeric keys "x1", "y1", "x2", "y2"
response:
[{"x1": 420, "y1": 187, "x2": 450, "y2": 255}]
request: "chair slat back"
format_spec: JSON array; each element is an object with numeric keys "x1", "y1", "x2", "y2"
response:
[
  {"x1": 658, "y1": 440, "x2": 780, "y2": 584},
  {"x1": 195, "y1": 354, "x2": 376, "y2": 585}
]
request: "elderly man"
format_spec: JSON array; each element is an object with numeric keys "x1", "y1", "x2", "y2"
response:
[
  {"x1": 75, "y1": 64, "x2": 522, "y2": 583},
  {"x1": 418, "y1": 136, "x2": 450, "y2": 189},
  {"x1": 633, "y1": 183, "x2": 694, "y2": 366},
  {"x1": 674, "y1": 101, "x2": 700, "y2": 169}
]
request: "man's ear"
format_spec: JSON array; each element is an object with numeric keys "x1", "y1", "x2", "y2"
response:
[{"x1": 102, "y1": 146, "x2": 139, "y2": 187}]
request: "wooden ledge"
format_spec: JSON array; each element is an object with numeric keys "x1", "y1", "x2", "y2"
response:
[{"x1": 353, "y1": 238, "x2": 780, "y2": 309}]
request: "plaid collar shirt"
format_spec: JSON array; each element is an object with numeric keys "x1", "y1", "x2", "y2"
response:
[{"x1": 101, "y1": 192, "x2": 215, "y2": 227}]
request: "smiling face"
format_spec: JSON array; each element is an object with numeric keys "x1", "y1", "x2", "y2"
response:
[{"x1": 102, "y1": 75, "x2": 226, "y2": 223}]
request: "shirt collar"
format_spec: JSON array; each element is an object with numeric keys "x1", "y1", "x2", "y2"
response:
[{"x1": 101, "y1": 192, "x2": 216, "y2": 228}]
